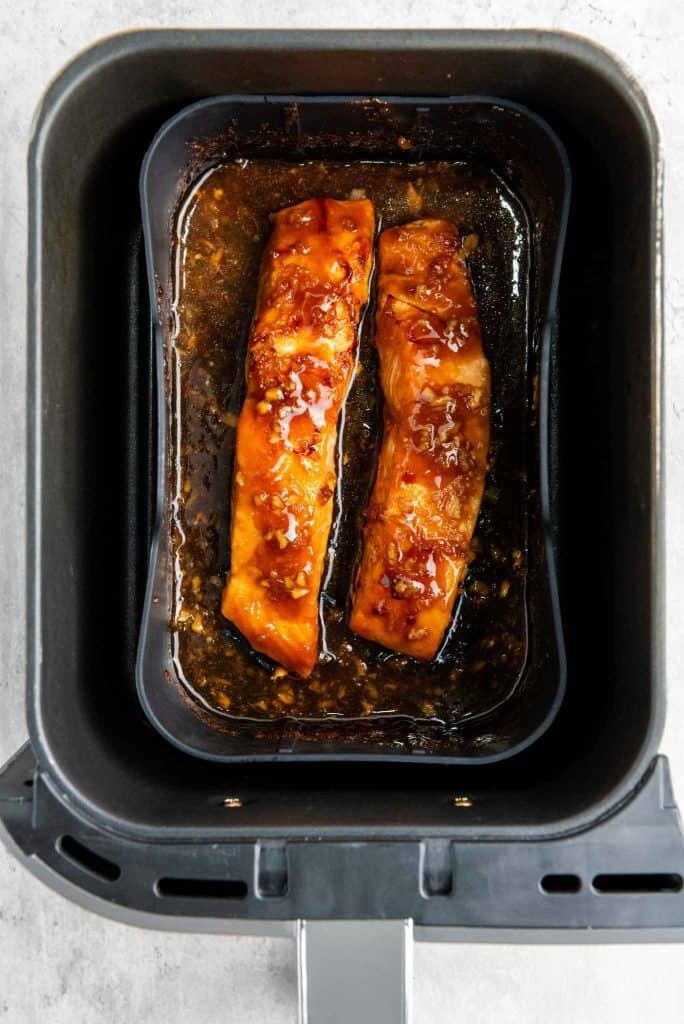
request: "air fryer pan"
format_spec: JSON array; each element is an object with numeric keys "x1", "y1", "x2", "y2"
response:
[
  {"x1": 4, "y1": 31, "x2": 682, "y2": 1006},
  {"x1": 5, "y1": 29, "x2": 665, "y2": 857},
  {"x1": 137, "y1": 95, "x2": 569, "y2": 763}
]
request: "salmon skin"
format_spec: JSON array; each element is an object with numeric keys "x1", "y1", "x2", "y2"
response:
[
  {"x1": 222, "y1": 198, "x2": 374, "y2": 677},
  {"x1": 350, "y1": 219, "x2": 491, "y2": 660}
]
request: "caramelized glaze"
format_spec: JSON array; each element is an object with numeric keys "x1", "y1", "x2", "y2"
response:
[
  {"x1": 222, "y1": 198, "x2": 374, "y2": 675},
  {"x1": 350, "y1": 220, "x2": 490, "y2": 658}
]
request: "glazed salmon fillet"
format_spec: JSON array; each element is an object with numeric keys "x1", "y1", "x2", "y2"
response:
[
  {"x1": 349, "y1": 219, "x2": 490, "y2": 660},
  {"x1": 222, "y1": 197, "x2": 374, "y2": 677}
]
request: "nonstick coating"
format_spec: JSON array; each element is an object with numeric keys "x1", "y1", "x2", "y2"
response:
[
  {"x1": 137, "y1": 95, "x2": 569, "y2": 763},
  {"x1": 25, "y1": 31, "x2": 662, "y2": 838}
]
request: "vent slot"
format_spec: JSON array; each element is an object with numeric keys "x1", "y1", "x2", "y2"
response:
[
  {"x1": 156, "y1": 877, "x2": 248, "y2": 900},
  {"x1": 57, "y1": 835, "x2": 121, "y2": 882},
  {"x1": 592, "y1": 873, "x2": 683, "y2": 894},
  {"x1": 541, "y1": 874, "x2": 581, "y2": 894}
]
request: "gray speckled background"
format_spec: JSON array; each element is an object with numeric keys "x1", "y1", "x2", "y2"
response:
[{"x1": 1, "y1": 2, "x2": 684, "y2": 1021}]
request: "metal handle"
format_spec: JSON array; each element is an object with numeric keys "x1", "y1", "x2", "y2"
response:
[{"x1": 297, "y1": 919, "x2": 412, "y2": 1024}]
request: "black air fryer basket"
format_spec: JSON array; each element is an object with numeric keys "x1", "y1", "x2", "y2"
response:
[{"x1": 1, "y1": 29, "x2": 680, "y2": 1023}]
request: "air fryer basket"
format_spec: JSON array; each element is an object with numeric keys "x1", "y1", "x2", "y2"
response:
[
  {"x1": 137, "y1": 94, "x2": 568, "y2": 763},
  {"x1": 2, "y1": 30, "x2": 679, "y2": 950}
]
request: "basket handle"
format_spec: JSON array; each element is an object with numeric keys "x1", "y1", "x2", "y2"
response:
[{"x1": 297, "y1": 919, "x2": 413, "y2": 1023}]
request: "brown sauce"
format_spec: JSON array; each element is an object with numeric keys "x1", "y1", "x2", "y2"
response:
[{"x1": 169, "y1": 159, "x2": 530, "y2": 724}]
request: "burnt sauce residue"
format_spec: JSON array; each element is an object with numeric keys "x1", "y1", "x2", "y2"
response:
[{"x1": 170, "y1": 159, "x2": 530, "y2": 724}]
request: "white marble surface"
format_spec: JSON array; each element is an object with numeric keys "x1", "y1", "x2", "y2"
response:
[{"x1": 1, "y1": 1, "x2": 683, "y2": 1021}]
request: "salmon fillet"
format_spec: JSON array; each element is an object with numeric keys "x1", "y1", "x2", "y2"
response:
[
  {"x1": 222, "y1": 197, "x2": 374, "y2": 677},
  {"x1": 349, "y1": 219, "x2": 490, "y2": 660}
]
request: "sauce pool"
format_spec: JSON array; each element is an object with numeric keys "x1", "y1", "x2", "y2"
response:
[{"x1": 170, "y1": 158, "x2": 530, "y2": 723}]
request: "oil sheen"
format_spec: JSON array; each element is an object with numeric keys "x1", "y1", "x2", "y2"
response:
[{"x1": 169, "y1": 158, "x2": 530, "y2": 724}]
